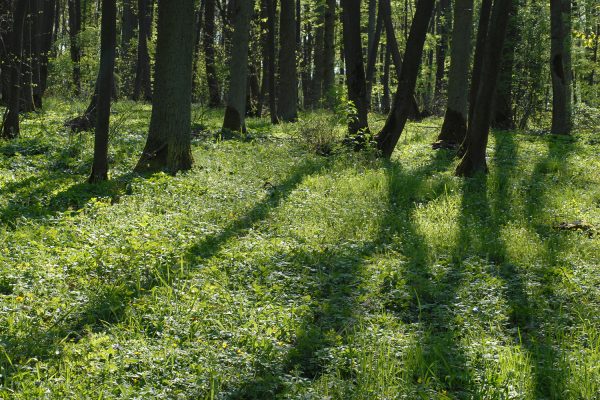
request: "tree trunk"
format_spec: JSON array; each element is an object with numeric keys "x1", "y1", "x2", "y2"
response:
[
  {"x1": 135, "y1": 0, "x2": 195, "y2": 173},
  {"x1": 375, "y1": 0, "x2": 435, "y2": 158},
  {"x1": 341, "y1": 0, "x2": 370, "y2": 143},
  {"x1": 204, "y1": 0, "x2": 221, "y2": 107},
  {"x1": 456, "y1": 0, "x2": 513, "y2": 177},
  {"x1": 133, "y1": 0, "x2": 152, "y2": 101},
  {"x1": 381, "y1": 42, "x2": 391, "y2": 113},
  {"x1": 222, "y1": 0, "x2": 254, "y2": 133},
  {"x1": 380, "y1": 0, "x2": 421, "y2": 120},
  {"x1": 89, "y1": 0, "x2": 116, "y2": 183},
  {"x1": 365, "y1": 5, "x2": 383, "y2": 109},
  {"x1": 2, "y1": 0, "x2": 28, "y2": 139},
  {"x1": 491, "y1": 0, "x2": 518, "y2": 130},
  {"x1": 68, "y1": 0, "x2": 82, "y2": 95},
  {"x1": 311, "y1": 1, "x2": 325, "y2": 107},
  {"x1": 38, "y1": 0, "x2": 57, "y2": 100},
  {"x1": 433, "y1": 0, "x2": 450, "y2": 108},
  {"x1": 277, "y1": 0, "x2": 298, "y2": 121},
  {"x1": 266, "y1": 0, "x2": 277, "y2": 122},
  {"x1": 550, "y1": 0, "x2": 572, "y2": 135},
  {"x1": 322, "y1": 0, "x2": 336, "y2": 107},
  {"x1": 436, "y1": 0, "x2": 474, "y2": 148}
]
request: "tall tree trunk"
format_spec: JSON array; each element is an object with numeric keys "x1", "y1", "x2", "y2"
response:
[
  {"x1": 311, "y1": 1, "x2": 325, "y2": 107},
  {"x1": 133, "y1": 0, "x2": 152, "y2": 101},
  {"x1": 135, "y1": 0, "x2": 195, "y2": 173},
  {"x1": 491, "y1": 0, "x2": 518, "y2": 130},
  {"x1": 2, "y1": 0, "x2": 28, "y2": 139},
  {"x1": 204, "y1": 0, "x2": 221, "y2": 107},
  {"x1": 38, "y1": 0, "x2": 57, "y2": 100},
  {"x1": 89, "y1": 0, "x2": 116, "y2": 183},
  {"x1": 121, "y1": 0, "x2": 135, "y2": 50},
  {"x1": 341, "y1": 0, "x2": 370, "y2": 143},
  {"x1": 550, "y1": 0, "x2": 572, "y2": 135},
  {"x1": 68, "y1": 0, "x2": 82, "y2": 95},
  {"x1": 380, "y1": 0, "x2": 421, "y2": 120},
  {"x1": 222, "y1": 0, "x2": 254, "y2": 132},
  {"x1": 365, "y1": 5, "x2": 383, "y2": 109},
  {"x1": 381, "y1": 42, "x2": 391, "y2": 113},
  {"x1": 276, "y1": 0, "x2": 298, "y2": 121},
  {"x1": 436, "y1": 0, "x2": 474, "y2": 148},
  {"x1": 266, "y1": 0, "x2": 277, "y2": 122},
  {"x1": 433, "y1": 0, "x2": 450, "y2": 108},
  {"x1": 301, "y1": 2, "x2": 313, "y2": 108},
  {"x1": 322, "y1": 0, "x2": 336, "y2": 107},
  {"x1": 456, "y1": 0, "x2": 513, "y2": 177},
  {"x1": 375, "y1": 0, "x2": 435, "y2": 158}
]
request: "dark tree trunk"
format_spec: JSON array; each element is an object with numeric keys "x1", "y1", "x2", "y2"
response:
[
  {"x1": 2, "y1": 0, "x2": 28, "y2": 139},
  {"x1": 436, "y1": 0, "x2": 474, "y2": 148},
  {"x1": 380, "y1": 0, "x2": 421, "y2": 120},
  {"x1": 456, "y1": 0, "x2": 513, "y2": 177},
  {"x1": 222, "y1": 0, "x2": 254, "y2": 132},
  {"x1": 550, "y1": 0, "x2": 572, "y2": 135},
  {"x1": 365, "y1": 5, "x2": 383, "y2": 110},
  {"x1": 204, "y1": 0, "x2": 221, "y2": 107},
  {"x1": 322, "y1": 0, "x2": 336, "y2": 107},
  {"x1": 135, "y1": 0, "x2": 195, "y2": 173},
  {"x1": 341, "y1": 0, "x2": 370, "y2": 143},
  {"x1": 311, "y1": 0, "x2": 325, "y2": 107},
  {"x1": 89, "y1": 0, "x2": 116, "y2": 183},
  {"x1": 38, "y1": 0, "x2": 57, "y2": 100},
  {"x1": 491, "y1": 0, "x2": 518, "y2": 130},
  {"x1": 277, "y1": 0, "x2": 298, "y2": 121},
  {"x1": 381, "y1": 42, "x2": 391, "y2": 113},
  {"x1": 468, "y1": 0, "x2": 493, "y2": 127},
  {"x1": 121, "y1": 0, "x2": 135, "y2": 50},
  {"x1": 433, "y1": 0, "x2": 450, "y2": 107},
  {"x1": 68, "y1": 0, "x2": 82, "y2": 95},
  {"x1": 133, "y1": 0, "x2": 152, "y2": 101},
  {"x1": 301, "y1": 2, "x2": 313, "y2": 108},
  {"x1": 375, "y1": 0, "x2": 435, "y2": 158}
]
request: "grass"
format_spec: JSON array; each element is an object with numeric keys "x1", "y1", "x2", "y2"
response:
[{"x1": 0, "y1": 98, "x2": 598, "y2": 399}]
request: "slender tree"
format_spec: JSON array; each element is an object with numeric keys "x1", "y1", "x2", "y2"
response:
[
  {"x1": 135, "y1": 0, "x2": 195, "y2": 173},
  {"x1": 456, "y1": 0, "x2": 513, "y2": 176},
  {"x1": 435, "y1": 0, "x2": 474, "y2": 148},
  {"x1": 277, "y1": 0, "x2": 297, "y2": 121},
  {"x1": 550, "y1": 0, "x2": 572, "y2": 135},
  {"x1": 322, "y1": 0, "x2": 336, "y2": 106},
  {"x1": 375, "y1": 0, "x2": 435, "y2": 158},
  {"x1": 2, "y1": 0, "x2": 28, "y2": 139},
  {"x1": 89, "y1": 0, "x2": 116, "y2": 183},
  {"x1": 133, "y1": 0, "x2": 152, "y2": 101},
  {"x1": 204, "y1": 0, "x2": 221, "y2": 107},
  {"x1": 341, "y1": 0, "x2": 370, "y2": 143},
  {"x1": 222, "y1": 0, "x2": 254, "y2": 133},
  {"x1": 68, "y1": 0, "x2": 82, "y2": 95}
]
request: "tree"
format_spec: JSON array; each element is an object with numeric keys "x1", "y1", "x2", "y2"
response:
[
  {"x1": 435, "y1": 0, "x2": 474, "y2": 148},
  {"x1": 133, "y1": 0, "x2": 152, "y2": 101},
  {"x1": 277, "y1": 0, "x2": 297, "y2": 121},
  {"x1": 1, "y1": 0, "x2": 28, "y2": 140},
  {"x1": 135, "y1": 0, "x2": 195, "y2": 173},
  {"x1": 456, "y1": 0, "x2": 513, "y2": 177},
  {"x1": 375, "y1": 0, "x2": 436, "y2": 158},
  {"x1": 68, "y1": 0, "x2": 82, "y2": 95},
  {"x1": 341, "y1": 0, "x2": 370, "y2": 143},
  {"x1": 322, "y1": 0, "x2": 336, "y2": 107},
  {"x1": 204, "y1": 0, "x2": 221, "y2": 107},
  {"x1": 222, "y1": 0, "x2": 254, "y2": 133},
  {"x1": 89, "y1": 0, "x2": 116, "y2": 183},
  {"x1": 550, "y1": 0, "x2": 572, "y2": 135}
]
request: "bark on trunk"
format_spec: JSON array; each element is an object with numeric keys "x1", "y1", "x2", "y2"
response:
[
  {"x1": 204, "y1": 0, "x2": 221, "y2": 107},
  {"x1": 375, "y1": 0, "x2": 435, "y2": 158},
  {"x1": 89, "y1": 0, "x2": 116, "y2": 183},
  {"x1": 68, "y1": 0, "x2": 82, "y2": 95},
  {"x1": 277, "y1": 0, "x2": 298, "y2": 121},
  {"x1": 135, "y1": 0, "x2": 195, "y2": 173},
  {"x1": 550, "y1": 0, "x2": 572, "y2": 135},
  {"x1": 133, "y1": 0, "x2": 152, "y2": 101}
]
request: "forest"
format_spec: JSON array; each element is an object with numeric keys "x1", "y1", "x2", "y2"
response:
[{"x1": 0, "y1": 0, "x2": 599, "y2": 398}]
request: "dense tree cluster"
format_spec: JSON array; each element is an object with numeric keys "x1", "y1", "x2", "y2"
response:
[{"x1": 1, "y1": 0, "x2": 598, "y2": 179}]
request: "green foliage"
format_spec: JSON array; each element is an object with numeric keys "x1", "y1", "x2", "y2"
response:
[{"x1": 0, "y1": 101, "x2": 599, "y2": 399}]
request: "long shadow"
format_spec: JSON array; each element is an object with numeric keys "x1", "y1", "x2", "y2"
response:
[
  {"x1": 224, "y1": 149, "x2": 457, "y2": 399},
  {"x1": 0, "y1": 158, "x2": 327, "y2": 387}
]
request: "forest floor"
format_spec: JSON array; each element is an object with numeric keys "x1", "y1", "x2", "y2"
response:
[{"x1": 0, "y1": 99, "x2": 599, "y2": 399}]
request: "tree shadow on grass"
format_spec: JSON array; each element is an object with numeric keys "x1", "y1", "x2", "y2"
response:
[
  {"x1": 225, "y1": 149, "x2": 457, "y2": 399},
  {"x1": 0, "y1": 157, "x2": 329, "y2": 387}
]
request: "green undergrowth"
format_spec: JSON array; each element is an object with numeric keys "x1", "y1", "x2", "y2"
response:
[{"x1": 0, "y1": 99, "x2": 599, "y2": 399}]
